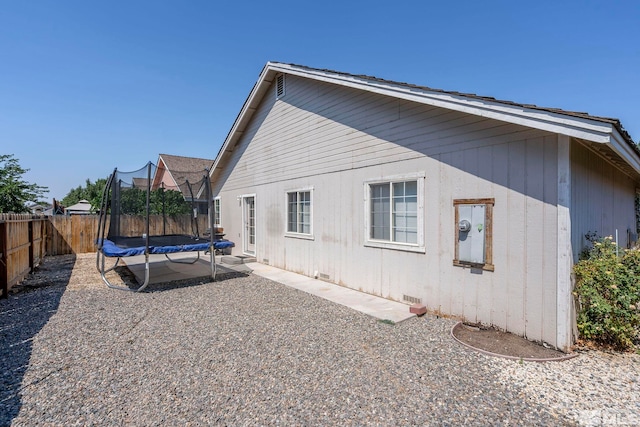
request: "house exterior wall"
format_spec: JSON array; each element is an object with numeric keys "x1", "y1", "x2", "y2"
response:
[
  {"x1": 153, "y1": 167, "x2": 179, "y2": 192},
  {"x1": 570, "y1": 141, "x2": 638, "y2": 260},
  {"x1": 213, "y1": 74, "x2": 567, "y2": 348}
]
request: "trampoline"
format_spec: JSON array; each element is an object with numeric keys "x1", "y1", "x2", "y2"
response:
[{"x1": 96, "y1": 161, "x2": 234, "y2": 291}]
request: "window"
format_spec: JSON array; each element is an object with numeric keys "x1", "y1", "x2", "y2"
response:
[
  {"x1": 286, "y1": 189, "x2": 312, "y2": 237},
  {"x1": 213, "y1": 198, "x2": 221, "y2": 226},
  {"x1": 365, "y1": 174, "x2": 425, "y2": 252},
  {"x1": 453, "y1": 198, "x2": 494, "y2": 271}
]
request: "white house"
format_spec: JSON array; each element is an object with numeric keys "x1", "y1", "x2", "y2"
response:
[{"x1": 208, "y1": 62, "x2": 640, "y2": 351}]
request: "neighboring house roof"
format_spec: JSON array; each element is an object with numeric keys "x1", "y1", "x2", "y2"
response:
[
  {"x1": 65, "y1": 199, "x2": 92, "y2": 214},
  {"x1": 28, "y1": 203, "x2": 50, "y2": 214},
  {"x1": 151, "y1": 154, "x2": 214, "y2": 199},
  {"x1": 210, "y1": 62, "x2": 640, "y2": 181}
]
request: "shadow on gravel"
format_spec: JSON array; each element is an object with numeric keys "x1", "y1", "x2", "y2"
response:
[
  {"x1": 144, "y1": 271, "x2": 252, "y2": 293},
  {"x1": 111, "y1": 262, "x2": 251, "y2": 293},
  {"x1": 0, "y1": 254, "x2": 75, "y2": 426}
]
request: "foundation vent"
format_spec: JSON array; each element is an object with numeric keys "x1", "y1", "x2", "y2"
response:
[
  {"x1": 263, "y1": 258, "x2": 269, "y2": 263},
  {"x1": 317, "y1": 272, "x2": 330, "y2": 280},
  {"x1": 403, "y1": 294, "x2": 422, "y2": 304}
]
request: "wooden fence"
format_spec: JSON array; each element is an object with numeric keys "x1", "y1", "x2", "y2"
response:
[
  {"x1": 47, "y1": 214, "x2": 211, "y2": 255},
  {"x1": 0, "y1": 214, "x2": 48, "y2": 298},
  {"x1": 48, "y1": 215, "x2": 99, "y2": 255},
  {"x1": 1, "y1": 213, "x2": 212, "y2": 297}
]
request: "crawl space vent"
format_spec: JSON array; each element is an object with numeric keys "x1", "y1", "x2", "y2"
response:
[
  {"x1": 403, "y1": 294, "x2": 422, "y2": 304},
  {"x1": 276, "y1": 74, "x2": 285, "y2": 99}
]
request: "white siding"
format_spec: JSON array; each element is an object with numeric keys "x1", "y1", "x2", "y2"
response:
[
  {"x1": 570, "y1": 141, "x2": 638, "y2": 260},
  {"x1": 214, "y1": 74, "x2": 565, "y2": 348}
]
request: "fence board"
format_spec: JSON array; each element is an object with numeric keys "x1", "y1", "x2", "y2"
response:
[
  {"x1": 0, "y1": 214, "x2": 48, "y2": 298},
  {"x1": 0, "y1": 221, "x2": 7, "y2": 298},
  {"x1": 1, "y1": 212, "x2": 214, "y2": 296},
  {"x1": 47, "y1": 214, "x2": 211, "y2": 255}
]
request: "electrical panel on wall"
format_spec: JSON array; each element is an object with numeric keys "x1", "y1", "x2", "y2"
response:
[{"x1": 457, "y1": 204, "x2": 486, "y2": 264}]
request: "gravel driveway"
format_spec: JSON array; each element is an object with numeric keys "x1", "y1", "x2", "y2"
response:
[{"x1": 1, "y1": 254, "x2": 639, "y2": 426}]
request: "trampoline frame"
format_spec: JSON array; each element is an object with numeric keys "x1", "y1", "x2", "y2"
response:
[{"x1": 95, "y1": 162, "x2": 232, "y2": 292}]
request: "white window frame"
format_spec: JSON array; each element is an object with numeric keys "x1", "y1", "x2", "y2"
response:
[
  {"x1": 364, "y1": 172, "x2": 425, "y2": 253},
  {"x1": 213, "y1": 197, "x2": 221, "y2": 227},
  {"x1": 285, "y1": 187, "x2": 314, "y2": 240}
]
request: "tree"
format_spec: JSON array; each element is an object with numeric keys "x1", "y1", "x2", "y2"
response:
[
  {"x1": 121, "y1": 187, "x2": 191, "y2": 216},
  {"x1": 119, "y1": 187, "x2": 147, "y2": 215},
  {"x1": 62, "y1": 178, "x2": 192, "y2": 215},
  {"x1": 152, "y1": 188, "x2": 192, "y2": 216},
  {"x1": 61, "y1": 178, "x2": 107, "y2": 211},
  {"x1": 0, "y1": 154, "x2": 48, "y2": 213}
]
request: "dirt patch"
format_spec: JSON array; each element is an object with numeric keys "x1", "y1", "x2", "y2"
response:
[
  {"x1": 452, "y1": 322, "x2": 575, "y2": 361},
  {"x1": 68, "y1": 253, "x2": 133, "y2": 290}
]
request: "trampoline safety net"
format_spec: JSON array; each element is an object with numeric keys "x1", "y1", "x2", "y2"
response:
[
  {"x1": 96, "y1": 161, "x2": 233, "y2": 291},
  {"x1": 98, "y1": 162, "x2": 213, "y2": 247}
]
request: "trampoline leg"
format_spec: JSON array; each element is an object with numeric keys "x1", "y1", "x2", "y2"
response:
[
  {"x1": 97, "y1": 249, "x2": 119, "y2": 274},
  {"x1": 135, "y1": 253, "x2": 151, "y2": 292},
  {"x1": 99, "y1": 250, "x2": 151, "y2": 292},
  {"x1": 164, "y1": 252, "x2": 200, "y2": 264},
  {"x1": 99, "y1": 252, "x2": 127, "y2": 289},
  {"x1": 210, "y1": 246, "x2": 216, "y2": 281}
]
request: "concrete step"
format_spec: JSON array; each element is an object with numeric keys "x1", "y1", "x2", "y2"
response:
[{"x1": 221, "y1": 255, "x2": 257, "y2": 265}]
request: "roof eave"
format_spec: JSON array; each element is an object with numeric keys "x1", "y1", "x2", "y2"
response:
[
  {"x1": 608, "y1": 127, "x2": 640, "y2": 177},
  {"x1": 151, "y1": 155, "x2": 164, "y2": 189},
  {"x1": 156, "y1": 154, "x2": 182, "y2": 192},
  {"x1": 210, "y1": 62, "x2": 640, "y2": 181},
  {"x1": 209, "y1": 63, "x2": 278, "y2": 180},
  {"x1": 271, "y1": 63, "x2": 618, "y2": 142}
]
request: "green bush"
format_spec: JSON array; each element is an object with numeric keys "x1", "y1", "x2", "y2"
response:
[{"x1": 573, "y1": 236, "x2": 640, "y2": 350}]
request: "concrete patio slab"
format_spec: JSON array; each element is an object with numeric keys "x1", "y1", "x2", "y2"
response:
[
  {"x1": 247, "y1": 262, "x2": 415, "y2": 324},
  {"x1": 121, "y1": 254, "x2": 415, "y2": 323},
  {"x1": 121, "y1": 253, "x2": 250, "y2": 285}
]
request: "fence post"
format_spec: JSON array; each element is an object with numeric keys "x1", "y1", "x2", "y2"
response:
[
  {"x1": 28, "y1": 218, "x2": 34, "y2": 272},
  {"x1": 0, "y1": 222, "x2": 7, "y2": 299},
  {"x1": 41, "y1": 218, "x2": 47, "y2": 259}
]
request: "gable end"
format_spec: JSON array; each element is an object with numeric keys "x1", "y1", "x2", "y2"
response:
[{"x1": 276, "y1": 74, "x2": 285, "y2": 99}]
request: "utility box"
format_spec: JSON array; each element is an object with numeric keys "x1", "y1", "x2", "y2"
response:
[{"x1": 457, "y1": 204, "x2": 486, "y2": 264}]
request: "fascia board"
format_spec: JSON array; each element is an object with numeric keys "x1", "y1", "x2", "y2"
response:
[
  {"x1": 271, "y1": 63, "x2": 613, "y2": 144},
  {"x1": 210, "y1": 65, "x2": 277, "y2": 178},
  {"x1": 608, "y1": 127, "x2": 640, "y2": 176},
  {"x1": 151, "y1": 156, "x2": 164, "y2": 189},
  {"x1": 195, "y1": 181, "x2": 207, "y2": 200},
  {"x1": 156, "y1": 155, "x2": 181, "y2": 192},
  {"x1": 211, "y1": 62, "x2": 637, "y2": 180}
]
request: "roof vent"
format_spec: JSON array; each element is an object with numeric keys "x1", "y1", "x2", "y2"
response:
[{"x1": 276, "y1": 74, "x2": 285, "y2": 99}]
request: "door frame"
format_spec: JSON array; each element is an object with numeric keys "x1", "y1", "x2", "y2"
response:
[{"x1": 240, "y1": 194, "x2": 256, "y2": 256}]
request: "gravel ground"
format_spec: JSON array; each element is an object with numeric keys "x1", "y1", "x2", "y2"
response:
[{"x1": 1, "y1": 254, "x2": 639, "y2": 426}]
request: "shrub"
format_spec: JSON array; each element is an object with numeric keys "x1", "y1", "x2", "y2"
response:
[{"x1": 573, "y1": 236, "x2": 640, "y2": 350}]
